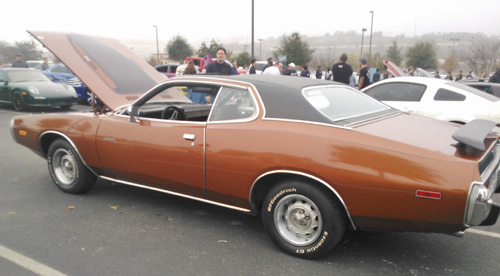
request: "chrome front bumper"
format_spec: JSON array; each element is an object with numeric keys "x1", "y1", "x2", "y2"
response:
[{"x1": 464, "y1": 143, "x2": 500, "y2": 226}]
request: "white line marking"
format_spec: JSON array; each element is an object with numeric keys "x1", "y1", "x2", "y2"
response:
[
  {"x1": 0, "y1": 244, "x2": 68, "y2": 276},
  {"x1": 467, "y1": 228, "x2": 500, "y2": 239}
]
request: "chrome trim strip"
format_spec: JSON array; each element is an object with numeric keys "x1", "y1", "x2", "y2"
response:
[
  {"x1": 478, "y1": 140, "x2": 498, "y2": 167},
  {"x1": 38, "y1": 130, "x2": 98, "y2": 176},
  {"x1": 115, "y1": 113, "x2": 208, "y2": 125},
  {"x1": 9, "y1": 118, "x2": 17, "y2": 143},
  {"x1": 203, "y1": 128, "x2": 206, "y2": 197},
  {"x1": 345, "y1": 111, "x2": 402, "y2": 127},
  {"x1": 250, "y1": 170, "x2": 357, "y2": 230},
  {"x1": 261, "y1": 117, "x2": 352, "y2": 130},
  {"x1": 100, "y1": 176, "x2": 252, "y2": 213},
  {"x1": 464, "y1": 142, "x2": 500, "y2": 227},
  {"x1": 207, "y1": 86, "x2": 260, "y2": 124}
]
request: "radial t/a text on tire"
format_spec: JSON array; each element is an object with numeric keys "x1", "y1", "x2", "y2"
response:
[
  {"x1": 47, "y1": 139, "x2": 97, "y2": 194},
  {"x1": 262, "y1": 179, "x2": 347, "y2": 259}
]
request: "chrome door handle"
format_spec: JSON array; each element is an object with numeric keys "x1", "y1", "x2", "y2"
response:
[{"x1": 183, "y1": 134, "x2": 196, "y2": 140}]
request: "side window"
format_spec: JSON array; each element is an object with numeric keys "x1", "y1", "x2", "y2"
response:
[
  {"x1": 52, "y1": 65, "x2": 72, "y2": 74},
  {"x1": 209, "y1": 87, "x2": 257, "y2": 122},
  {"x1": 470, "y1": 85, "x2": 491, "y2": 94},
  {"x1": 366, "y1": 83, "x2": 425, "y2": 102},
  {"x1": 434, "y1": 89, "x2": 466, "y2": 101}
]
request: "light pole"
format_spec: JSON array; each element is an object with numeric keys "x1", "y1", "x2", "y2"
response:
[
  {"x1": 153, "y1": 25, "x2": 159, "y2": 65},
  {"x1": 450, "y1": 38, "x2": 459, "y2": 55},
  {"x1": 251, "y1": 0, "x2": 254, "y2": 60},
  {"x1": 258, "y1": 39, "x2": 264, "y2": 60},
  {"x1": 368, "y1": 10, "x2": 374, "y2": 62},
  {"x1": 360, "y1": 28, "x2": 367, "y2": 57}
]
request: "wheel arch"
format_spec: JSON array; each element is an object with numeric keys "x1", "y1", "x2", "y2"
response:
[
  {"x1": 249, "y1": 170, "x2": 356, "y2": 230},
  {"x1": 38, "y1": 131, "x2": 97, "y2": 176}
]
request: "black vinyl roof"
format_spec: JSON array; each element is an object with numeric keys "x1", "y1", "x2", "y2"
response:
[{"x1": 192, "y1": 75, "x2": 348, "y2": 124}]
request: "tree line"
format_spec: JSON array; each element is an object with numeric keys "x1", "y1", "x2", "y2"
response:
[
  {"x1": 163, "y1": 32, "x2": 499, "y2": 75},
  {"x1": 2, "y1": 33, "x2": 498, "y2": 75}
]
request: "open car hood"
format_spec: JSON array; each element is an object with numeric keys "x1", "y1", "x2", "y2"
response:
[
  {"x1": 383, "y1": 60, "x2": 406, "y2": 77},
  {"x1": 28, "y1": 31, "x2": 167, "y2": 111}
]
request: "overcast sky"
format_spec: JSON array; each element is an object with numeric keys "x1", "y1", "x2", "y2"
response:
[{"x1": 3, "y1": 0, "x2": 499, "y2": 46}]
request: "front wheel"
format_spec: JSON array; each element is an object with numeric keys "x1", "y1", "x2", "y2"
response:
[
  {"x1": 11, "y1": 91, "x2": 27, "y2": 111},
  {"x1": 262, "y1": 179, "x2": 346, "y2": 259},
  {"x1": 47, "y1": 139, "x2": 97, "y2": 194}
]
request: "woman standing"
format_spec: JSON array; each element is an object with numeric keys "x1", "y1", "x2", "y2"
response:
[{"x1": 185, "y1": 61, "x2": 206, "y2": 104}]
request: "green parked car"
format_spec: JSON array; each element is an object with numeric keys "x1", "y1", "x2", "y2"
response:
[{"x1": 0, "y1": 68, "x2": 78, "y2": 111}]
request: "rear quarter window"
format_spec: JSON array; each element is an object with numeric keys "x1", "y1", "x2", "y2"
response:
[
  {"x1": 434, "y1": 89, "x2": 466, "y2": 101},
  {"x1": 365, "y1": 83, "x2": 426, "y2": 102}
]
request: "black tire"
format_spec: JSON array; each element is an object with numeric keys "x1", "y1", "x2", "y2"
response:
[
  {"x1": 262, "y1": 179, "x2": 346, "y2": 259},
  {"x1": 11, "y1": 91, "x2": 27, "y2": 111},
  {"x1": 47, "y1": 139, "x2": 97, "y2": 194}
]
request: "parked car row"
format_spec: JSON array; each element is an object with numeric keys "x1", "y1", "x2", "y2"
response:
[
  {"x1": 0, "y1": 68, "x2": 78, "y2": 110},
  {"x1": 9, "y1": 31, "x2": 500, "y2": 259}
]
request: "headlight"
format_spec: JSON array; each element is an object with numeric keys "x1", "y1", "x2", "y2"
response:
[
  {"x1": 28, "y1": 86, "x2": 39, "y2": 94},
  {"x1": 66, "y1": 85, "x2": 77, "y2": 96}
]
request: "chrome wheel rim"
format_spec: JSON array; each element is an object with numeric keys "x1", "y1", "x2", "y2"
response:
[
  {"x1": 52, "y1": 149, "x2": 76, "y2": 185},
  {"x1": 274, "y1": 194, "x2": 322, "y2": 246}
]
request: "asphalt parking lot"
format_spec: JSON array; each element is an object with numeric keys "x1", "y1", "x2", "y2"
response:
[{"x1": 1, "y1": 103, "x2": 499, "y2": 276}]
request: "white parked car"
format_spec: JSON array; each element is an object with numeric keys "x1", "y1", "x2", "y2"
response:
[{"x1": 362, "y1": 77, "x2": 500, "y2": 134}]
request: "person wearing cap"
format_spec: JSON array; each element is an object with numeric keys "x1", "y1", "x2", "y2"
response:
[
  {"x1": 12, "y1": 53, "x2": 28, "y2": 68},
  {"x1": 358, "y1": 57, "x2": 370, "y2": 90},
  {"x1": 332, "y1": 53, "x2": 353, "y2": 85},
  {"x1": 284, "y1": 63, "x2": 298, "y2": 76}
]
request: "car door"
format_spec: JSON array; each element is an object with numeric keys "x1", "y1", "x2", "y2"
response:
[
  {"x1": 95, "y1": 111, "x2": 206, "y2": 197},
  {"x1": 204, "y1": 85, "x2": 260, "y2": 207},
  {"x1": 364, "y1": 82, "x2": 426, "y2": 114}
]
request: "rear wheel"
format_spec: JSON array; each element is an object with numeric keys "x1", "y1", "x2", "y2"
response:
[
  {"x1": 47, "y1": 139, "x2": 96, "y2": 194},
  {"x1": 11, "y1": 91, "x2": 27, "y2": 111},
  {"x1": 262, "y1": 179, "x2": 346, "y2": 259}
]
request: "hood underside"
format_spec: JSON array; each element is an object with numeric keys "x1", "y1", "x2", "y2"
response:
[{"x1": 28, "y1": 31, "x2": 167, "y2": 111}]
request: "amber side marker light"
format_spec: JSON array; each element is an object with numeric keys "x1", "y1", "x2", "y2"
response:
[
  {"x1": 19, "y1": 130, "x2": 27, "y2": 136},
  {"x1": 416, "y1": 190, "x2": 441, "y2": 200}
]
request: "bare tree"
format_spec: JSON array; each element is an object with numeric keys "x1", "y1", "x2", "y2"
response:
[{"x1": 460, "y1": 37, "x2": 500, "y2": 76}]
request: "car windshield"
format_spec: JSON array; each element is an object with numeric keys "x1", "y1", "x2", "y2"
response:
[
  {"x1": 303, "y1": 86, "x2": 390, "y2": 122},
  {"x1": 145, "y1": 86, "x2": 192, "y2": 105},
  {"x1": 7, "y1": 70, "x2": 50, "y2": 82}
]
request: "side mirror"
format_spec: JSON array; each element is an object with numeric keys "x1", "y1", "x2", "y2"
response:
[{"x1": 128, "y1": 105, "x2": 140, "y2": 123}]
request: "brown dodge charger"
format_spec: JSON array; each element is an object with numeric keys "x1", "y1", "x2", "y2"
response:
[{"x1": 10, "y1": 31, "x2": 500, "y2": 259}]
